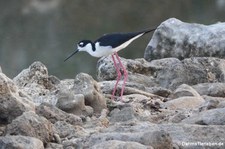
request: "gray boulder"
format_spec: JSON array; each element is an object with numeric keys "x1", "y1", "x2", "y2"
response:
[
  {"x1": 97, "y1": 56, "x2": 225, "y2": 90},
  {"x1": 182, "y1": 108, "x2": 225, "y2": 125},
  {"x1": 5, "y1": 111, "x2": 54, "y2": 144},
  {"x1": 192, "y1": 83, "x2": 225, "y2": 97},
  {"x1": 144, "y1": 18, "x2": 225, "y2": 61},
  {"x1": 0, "y1": 72, "x2": 35, "y2": 124},
  {"x1": 73, "y1": 73, "x2": 106, "y2": 113},
  {"x1": 0, "y1": 135, "x2": 44, "y2": 149}
]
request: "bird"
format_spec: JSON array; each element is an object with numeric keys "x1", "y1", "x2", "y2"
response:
[{"x1": 64, "y1": 28, "x2": 156, "y2": 101}]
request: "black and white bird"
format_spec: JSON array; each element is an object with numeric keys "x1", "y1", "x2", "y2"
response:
[{"x1": 64, "y1": 28, "x2": 156, "y2": 100}]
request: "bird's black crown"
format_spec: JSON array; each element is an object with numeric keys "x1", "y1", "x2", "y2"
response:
[{"x1": 78, "y1": 40, "x2": 92, "y2": 47}]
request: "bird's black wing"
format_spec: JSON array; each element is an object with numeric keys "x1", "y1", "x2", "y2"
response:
[{"x1": 95, "y1": 28, "x2": 155, "y2": 48}]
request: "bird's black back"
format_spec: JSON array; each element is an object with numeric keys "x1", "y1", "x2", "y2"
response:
[{"x1": 95, "y1": 28, "x2": 155, "y2": 48}]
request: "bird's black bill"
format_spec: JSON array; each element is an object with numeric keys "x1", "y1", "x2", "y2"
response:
[{"x1": 64, "y1": 49, "x2": 79, "y2": 62}]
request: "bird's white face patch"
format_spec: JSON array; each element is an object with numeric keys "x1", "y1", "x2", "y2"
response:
[
  {"x1": 78, "y1": 43, "x2": 92, "y2": 52},
  {"x1": 79, "y1": 42, "x2": 84, "y2": 47}
]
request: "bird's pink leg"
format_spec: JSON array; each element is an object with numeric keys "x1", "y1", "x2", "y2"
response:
[
  {"x1": 111, "y1": 53, "x2": 122, "y2": 100},
  {"x1": 115, "y1": 52, "x2": 128, "y2": 100}
]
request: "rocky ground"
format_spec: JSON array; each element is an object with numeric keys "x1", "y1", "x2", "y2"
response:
[{"x1": 1, "y1": 18, "x2": 225, "y2": 149}]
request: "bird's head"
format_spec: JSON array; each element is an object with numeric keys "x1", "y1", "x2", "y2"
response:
[{"x1": 64, "y1": 40, "x2": 93, "y2": 61}]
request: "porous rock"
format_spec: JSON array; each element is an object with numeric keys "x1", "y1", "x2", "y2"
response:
[
  {"x1": 97, "y1": 56, "x2": 225, "y2": 90},
  {"x1": 140, "y1": 130, "x2": 173, "y2": 148},
  {"x1": 88, "y1": 122, "x2": 225, "y2": 148},
  {"x1": 171, "y1": 84, "x2": 201, "y2": 99},
  {"x1": 13, "y1": 61, "x2": 60, "y2": 105},
  {"x1": 0, "y1": 135, "x2": 44, "y2": 149},
  {"x1": 162, "y1": 96, "x2": 204, "y2": 110},
  {"x1": 192, "y1": 83, "x2": 225, "y2": 97},
  {"x1": 110, "y1": 106, "x2": 136, "y2": 122},
  {"x1": 53, "y1": 121, "x2": 89, "y2": 140},
  {"x1": 91, "y1": 140, "x2": 150, "y2": 149},
  {"x1": 5, "y1": 111, "x2": 54, "y2": 144},
  {"x1": 182, "y1": 108, "x2": 225, "y2": 125},
  {"x1": 56, "y1": 91, "x2": 93, "y2": 117},
  {"x1": 0, "y1": 72, "x2": 35, "y2": 124},
  {"x1": 144, "y1": 18, "x2": 225, "y2": 61},
  {"x1": 73, "y1": 73, "x2": 106, "y2": 113},
  {"x1": 36, "y1": 103, "x2": 82, "y2": 125},
  {"x1": 150, "y1": 57, "x2": 225, "y2": 90}
]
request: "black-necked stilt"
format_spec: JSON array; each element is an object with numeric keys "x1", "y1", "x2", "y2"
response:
[{"x1": 64, "y1": 28, "x2": 156, "y2": 100}]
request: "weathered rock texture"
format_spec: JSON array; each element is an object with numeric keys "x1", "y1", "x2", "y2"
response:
[
  {"x1": 144, "y1": 18, "x2": 225, "y2": 61},
  {"x1": 0, "y1": 72, "x2": 35, "y2": 124}
]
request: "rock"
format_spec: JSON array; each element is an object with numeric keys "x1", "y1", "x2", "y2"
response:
[
  {"x1": 150, "y1": 57, "x2": 225, "y2": 90},
  {"x1": 13, "y1": 61, "x2": 60, "y2": 105},
  {"x1": 36, "y1": 103, "x2": 82, "y2": 125},
  {"x1": 140, "y1": 130, "x2": 173, "y2": 148},
  {"x1": 192, "y1": 83, "x2": 225, "y2": 97},
  {"x1": 91, "y1": 140, "x2": 150, "y2": 149},
  {"x1": 97, "y1": 56, "x2": 225, "y2": 90},
  {"x1": 88, "y1": 122, "x2": 225, "y2": 148},
  {"x1": 198, "y1": 96, "x2": 220, "y2": 111},
  {"x1": 0, "y1": 135, "x2": 44, "y2": 149},
  {"x1": 110, "y1": 106, "x2": 136, "y2": 122},
  {"x1": 163, "y1": 85, "x2": 205, "y2": 110},
  {"x1": 162, "y1": 96, "x2": 205, "y2": 110},
  {"x1": 56, "y1": 91, "x2": 93, "y2": 117},
  {"x1": 97, "y1": 57, "x2": 157, "y2": 87},
  {"x1": 144, "y1": 18, "x2": 225, "y2": 61},
  {"x1": 171, "y1": 84, "x2": 201, "y2": 99},
  {"x1": 53, "y1": 121, "x2": 89, "y2": 139},
  {"x1": 0, "y1": 66, "x2": 2, "y2": 73},
  {"x1": 182, "y1": 108, "x2": 225, "y2": 125},
  {"x1": 45, "y1": 143, "x2": 63, "y2": 149},
  {"x1": 73, "y1": 73, "x2": 106, "y2": 113},
  {"x1": 5, "y1": 111, "x2": 54, "y2": 144},
  {"x1": 0, "y1": 72, "x2": 35, "y2": 124}
]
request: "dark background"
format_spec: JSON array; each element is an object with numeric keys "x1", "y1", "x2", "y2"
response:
[{"x1": 0, "y1": 0, "x2": 225, "y2": 79}]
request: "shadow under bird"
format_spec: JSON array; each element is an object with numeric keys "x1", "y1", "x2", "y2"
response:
[{"x1": 64, "y1": 28, "x2": 156, "y2": 100}]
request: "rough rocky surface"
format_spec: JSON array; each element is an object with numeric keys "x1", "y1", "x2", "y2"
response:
[
  {"x1": 1, "y1": 19, "x2": 225, "y2": 148},
  {"x1": 0, "y1": 135, "x2": 44, "y2": 149},
  {"x1": 73, "y1": 73, "x2": 107, "y2": 113},
  {"x1": 0, "y1": 72, "x2": 35, "y2": 124},
  {"x1": 5, "y1": 111, "x2": 54, "y2": 145},
  {"x1": 144, "y1": 18, "x2": 225, "y2": 61},
  {"x1": 97, "y1": 56, "x2": 225, "y2": 90}
]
